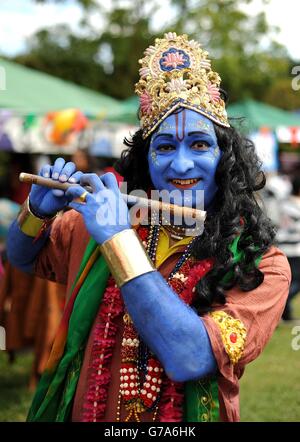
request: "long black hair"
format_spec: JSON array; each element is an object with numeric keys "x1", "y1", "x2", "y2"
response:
[{"x1": 115, "y1": 119, "x2": 275, "y2": 314}]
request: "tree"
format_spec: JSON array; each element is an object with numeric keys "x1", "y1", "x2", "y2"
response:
[
  {"x1": 12, "y1": 0, "x2": 294, "y2": 106},
  {"x1": 15, "y1": 26, "x2": 105, "y2": 92},
  {"x1": 264, "y1": 78, "x2": 300, "y2": 111}
]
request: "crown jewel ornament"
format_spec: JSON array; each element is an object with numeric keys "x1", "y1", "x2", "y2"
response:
[{"x1": 135, "y1": 32, "x2": 230, "y2": 139}]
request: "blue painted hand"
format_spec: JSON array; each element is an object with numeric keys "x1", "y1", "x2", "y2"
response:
[
  {"x1": 66, "y1": 172, "x2": 131, "y2": 245},
  {"x1": 29, "y1": 157, "x2": 83, "y2": 217}
]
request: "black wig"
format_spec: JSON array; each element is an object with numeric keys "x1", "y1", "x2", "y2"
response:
[{"x1": 115, "y1": 120, "x2": 275, "y2": 314}]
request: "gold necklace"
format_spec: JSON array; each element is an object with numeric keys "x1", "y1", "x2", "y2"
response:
[
  {"x1": 160, "y1": 213, "x2": 188, "y2": 240},
  {"x1": 164, "y1": 224, "x2": 186, "y2": 240},
  {"x1": 161, "y1": 213, "x2": 203, "y2": 239}
]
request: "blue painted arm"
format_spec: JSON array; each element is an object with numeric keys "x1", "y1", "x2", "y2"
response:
[
  {"x1": 6, "y1": 220, "x2": 50, "y2": 273},
  {"x1": 121, "y1": 271, "x2": 217, "y2": 383}
]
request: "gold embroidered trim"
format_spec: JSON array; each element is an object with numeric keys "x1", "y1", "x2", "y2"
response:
[
  {"x1": 197, "y1": 380, "x2": 218, "y2": 422},
  {"x1": 209, "y1": 311, "x2": 246, "y2": 365}
]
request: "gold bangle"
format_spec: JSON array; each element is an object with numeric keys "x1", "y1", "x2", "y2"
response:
[
  {"x1": 17, "y1": 197, "x2": 56, "y2": 237},
  {"x1": 99, "y1": 229, "x2": 155, "y2": 287}
]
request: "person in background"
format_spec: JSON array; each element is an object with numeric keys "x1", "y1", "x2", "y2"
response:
[
  {"x1": 0, "y1": 261, "x2": 66, "y2": 389},
  {"x1": 71, "y1": 149, "x2": 95, "y2": 174},
  {"x1": 276, "y1": 176, "x2": 300, "y2": 321},
  {"x1": 7, "y1": 153, "x2": 33, "y2": 205},
  {"x1": 0, "y1": 154, "x2": 66, "y2": 389}
]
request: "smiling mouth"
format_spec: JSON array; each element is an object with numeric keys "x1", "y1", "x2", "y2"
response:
[{"x1": 169, "y1": 178, "x2": 201, "y2": 189}]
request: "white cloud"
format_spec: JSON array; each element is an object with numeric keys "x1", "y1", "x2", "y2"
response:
[
  {"x1": 0, "y1": 0, "x2": 82, "y2": 55},
  {"x1": 242, "y1": 0, "x2": 300, "y2": 59},
  {"x1": 266, "y1": 0, "x2": 300, "y2": 60}
]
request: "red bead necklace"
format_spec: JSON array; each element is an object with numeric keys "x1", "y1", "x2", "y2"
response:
[{"x1": 117, "y1": 224, "x2": 205, "y2": 421}]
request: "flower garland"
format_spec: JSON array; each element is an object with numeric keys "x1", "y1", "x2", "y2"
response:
[
  {"x1": 118, "y1": 313, "x2": 164, "y2": 421},
  {"x1": 82, "y1": 225, "x2": 214, "y2": 422},
  {"x1": 82, "y1": 276, "x2": 124, "y2": 422}
]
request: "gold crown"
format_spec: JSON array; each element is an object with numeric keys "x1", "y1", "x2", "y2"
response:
[{"x1": 135, "y1": 32, "x2": 230, "y2": 139}]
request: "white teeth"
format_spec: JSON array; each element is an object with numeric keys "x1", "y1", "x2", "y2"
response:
[{"x1": 172, "y1": 179, "x2": 199, "y2": 184}]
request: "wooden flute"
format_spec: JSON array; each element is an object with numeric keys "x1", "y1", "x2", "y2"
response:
[{"x1": 19, "y1": 172, "x2": 206, "y2": 222}]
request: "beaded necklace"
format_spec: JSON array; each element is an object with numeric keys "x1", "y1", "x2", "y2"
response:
[
  {"x1": 117, "y1": 223, "x2": 196, "y2": 422},
  {"x1": 160, "y1": 213, "x2": 204, "y2": 240}
]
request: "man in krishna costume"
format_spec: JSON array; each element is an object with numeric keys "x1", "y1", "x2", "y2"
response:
[{"x1": 7, "y1": 32, "x2": 290, "y2": 422}]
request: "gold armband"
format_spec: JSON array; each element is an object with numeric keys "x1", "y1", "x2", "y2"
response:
[
  {"x1": 209, "y1": 310, "x2": 247, "y2": 365},
  {"x1": 17, "y1": 197, "x2": 57, "y2": 238},
  {"x1": 99, "y1": 229, "x2": 155, "y2": 287}
]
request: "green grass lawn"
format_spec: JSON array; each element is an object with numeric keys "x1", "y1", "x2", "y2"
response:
[
  {"x1": 0, "y1": 350, "x2": 34, "y2": 422},
  {"x1": 1, "y1": 299, "x2": 300, "y2": 422},
  {"x1": 240, "y1": 321, "x2": 300, "y2": 421},
  {"x1": 240, "y1": 296, "x2": 300, "y2": 421}
]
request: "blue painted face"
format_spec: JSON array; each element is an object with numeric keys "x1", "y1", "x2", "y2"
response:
[{"x1": 148, "y1": 109, "x2": 221, "y2": 209}]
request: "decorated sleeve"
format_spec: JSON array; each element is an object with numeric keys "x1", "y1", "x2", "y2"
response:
[
  {"x1": 34, "y1": 209, "x2": 79, "y2": 285},
  {"x1": 201, "y1": 246, "x2": 291, "y2": 378}
]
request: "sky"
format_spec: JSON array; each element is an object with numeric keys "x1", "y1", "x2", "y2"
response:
[{"x1": 0, "y1": 0, "x2": 299, "y2": 59}]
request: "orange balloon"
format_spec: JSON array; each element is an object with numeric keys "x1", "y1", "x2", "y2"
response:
[{"x1": 53, "y1": 109, "x2": 77, "y2": 133}]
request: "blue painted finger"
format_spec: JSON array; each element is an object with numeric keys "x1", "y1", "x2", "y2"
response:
[
  {"x1": 100, "y1": 172, "x2": 119, "y2": 192},
  {"x1": 59, "y1": 161, "x2": 76, "y2": 182},
  {"x1": 52, "y1": 157, "x2": 66, "y2": 180},
  {"x1": 40, "y1": 164, "x2": 52, "y2": 179},
  {"x1": 80, "y1": 173, "x2": 103, "y2": 193},
  {"x1": 68, "y1": 171, "x2": 83, "y2": 183},
  {"x1": 52, "y1": 189, "x2": 65, "y2": 197},
  {"x1": 65, "y1": 185, "x2": 93, "y2": 202},
  {"x1": 68, "y1": 202, "x2": 85, "y2": 213}
]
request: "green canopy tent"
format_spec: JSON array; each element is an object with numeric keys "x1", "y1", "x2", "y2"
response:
[
  {"x1": 227, "y1": 99, "x2": 300, "y2": 173},
  {"x1": 0, "y1": 58, "x2": 123, "y2": 118},
  {"x1": 111, "y1": 97, "x2": 300, "y2": 172},
  {"x1": 114, "y1": 96, "x2": 139, "y2": 125},
  {"x1": 0, "y1": 59, "x2": 138, "y2": 155},
  {"x1": 113, "y1": 97, "x2": 300, "y2": 131},
  {"x1": 227, "y1": 99, "x2": 300, "y2": 132}
]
